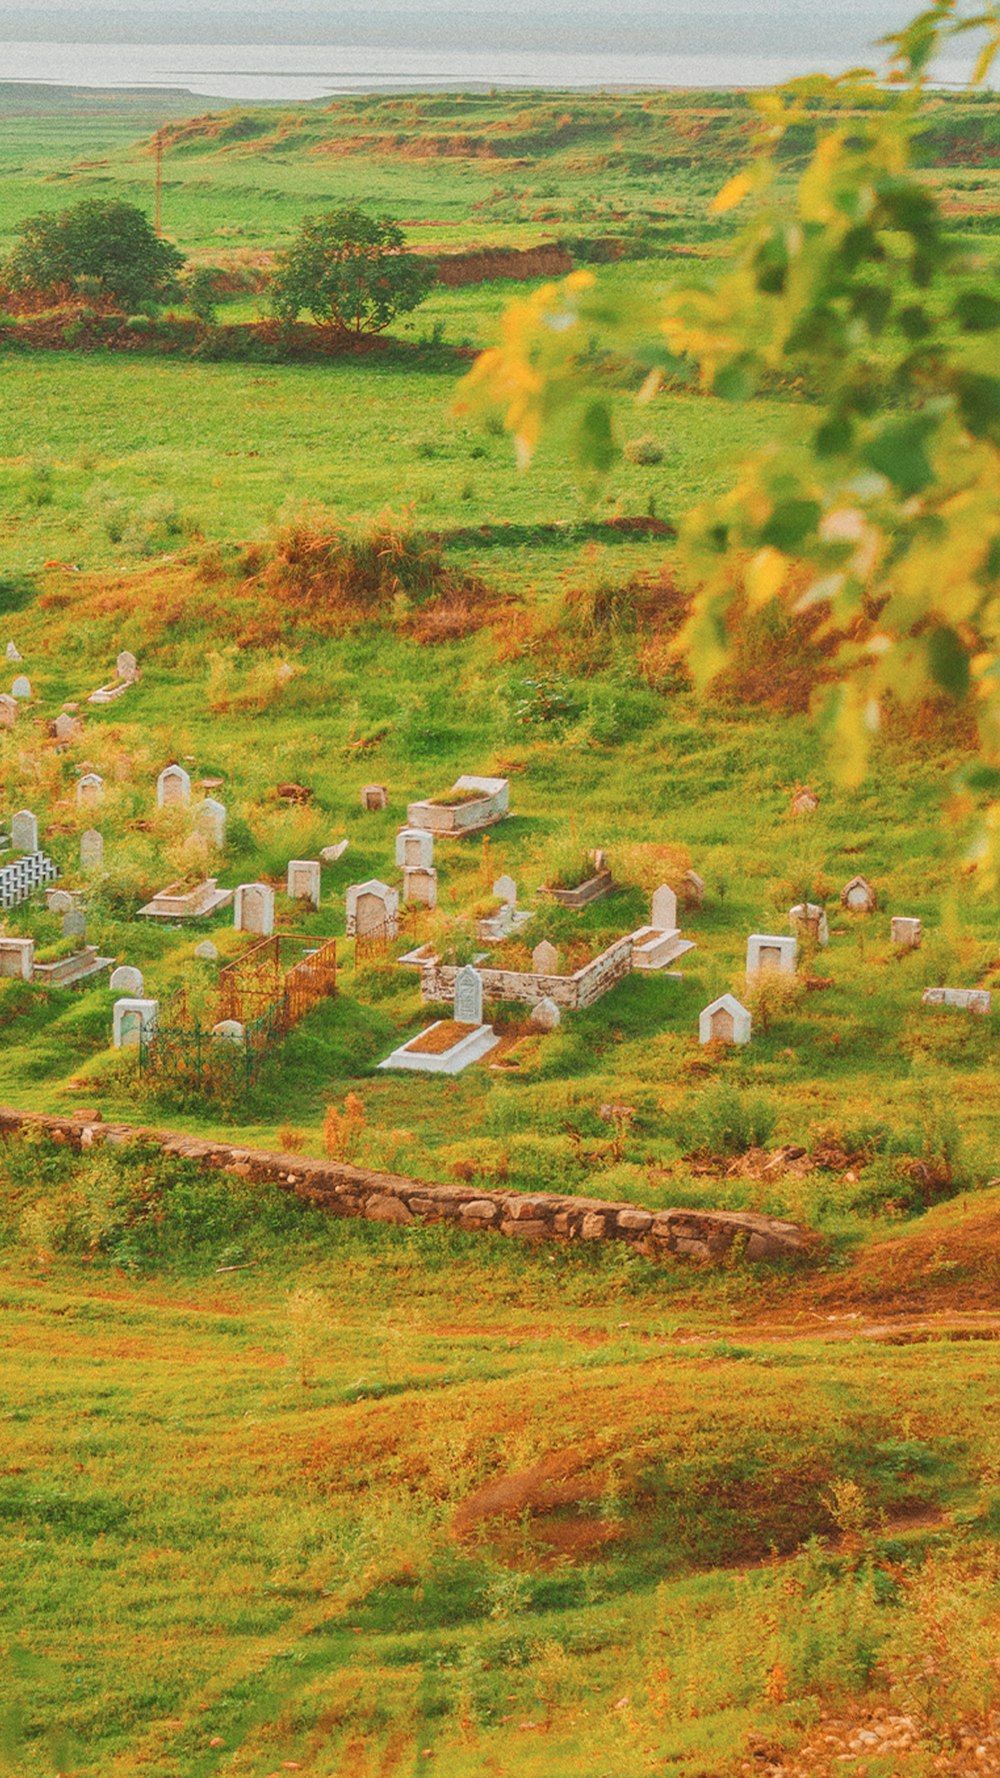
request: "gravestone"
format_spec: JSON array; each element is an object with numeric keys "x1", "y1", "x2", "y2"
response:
[
  {"x1": 395, "y1": 827, "x2": 434, "y2": 869},
  {"x1": 234, "y1": 882, "x2": 275, "y2": 937},
  {"x1": 345, "y1": 879, "x2": 398, "y2": 939},
  {"x1": 53, "y1": 713, "x2": 78, "y2": 744},
  {"x1": 320, "y1": 839, "x2": 349, "y2": 864},
  {"x1": 746, "y1": 933, "x2": 797, "y2": 976},
  {"x1": 63, "y1": 908, "x2": 87, "y2": 941},
  {"x1": 80, "y1": 829, "x2": 104, "y2": 872},
  {"x1": 10, "y1": 676, "x2": 31, "y2": 701},
  {"x1": 789, "y1": 902, "x2": 829, "y2": 946},
  {"x1": 110, "y1": 964, "x2": 144, "y2": 996},
  {"x1": 454, "y1": 964, "x2": 484, "y2": 1027},
  {"x1": 212, "y1": 1019, "x2": 245, "y2": 1043},
  {"x1": 680, "y1": 869, "x2": 706, "y2": 909},
  {"x1": 841, "y1": 875, "x2": 877, "y2": 913},
  {"x1": 76, "y1": 773, "x2": 104, "y2": 808},
  {"x1": 287, "y1": 860, "x2": 321, "y2": 909},
  {"x1": 530, "y1": 996, "x2": 561, "y2": 1031},
  {"x1": 790, "y1": 785, "x2": 819, "y2": 816},
  {"x1": 651, "y1": 883, "x2": 678, "y2": 932},
  {"x1": 47, "y1": 889, "x2": 75, "y2": 915},
  {"x1": 10, "y1": 810, "x2": 38, "y2": 854},
  {"x1": 360, "y1": 784, "x2": 388, "y2": 811},
  {"x1": 5, "y1": 641, "x2": 21, "y2": 663},
  {"x1": 493, "y1": 874, "x2": 517, "y2": 907},
  {"x1": 532, "y1": 940, "x2": 559, "y2": 975},
  {"x1": 0, "y1": 694, "x2": 17, "y2": 730},
  {"x1": 891, "y1": 916, "x2": 922, "y2": 951},
  {"x1": 195, "y1": 797, "x2": 226, "y2": 848},
  {"x1": 112, "y1": 997, "x2": 158, "y2": 1048},
  {"x1": 157, "y1": 763, "x2": 191, "y2": 809},
  {"x1": 403, "y1": 864, "x2": 437, "y2": 908},
  {"x1": 0, "y1": 937, "x2": 34, "y2": 981},
  {"x1": 117, "y1": 651, "x2": 138, "y2": 683},
  {"x1": 699, "y1": 994, "x2": 752, "y2": 1046},
  {"x1": 922, "y1": 987, "x2": 991, "y2": 1015},
  {"x1": 194, "y1": 939, "x2": 220, "y2": 962}
]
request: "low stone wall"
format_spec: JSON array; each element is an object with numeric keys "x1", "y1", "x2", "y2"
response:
[
  {"x1": 0, "y1": 1106, "x2": 808, "y2": 1265},
  {"x1": 421, "y1": 934, "x2": 634, "y2": 1011}
]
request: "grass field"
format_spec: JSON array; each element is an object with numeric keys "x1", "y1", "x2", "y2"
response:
[{"x1": 0, "y1": 79, "x2": 998, "y2": 1778}]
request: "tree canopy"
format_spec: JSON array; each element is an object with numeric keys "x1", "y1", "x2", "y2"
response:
[
  {"x1": 462, "y1": 0, "x2": 1000, "y2": 887},
  {"x1": 4, "y1": 197, "x2": 184, "y2": 310},
  {"x1": 270, "y1": 207, "x2": 434, "y2": 335}
]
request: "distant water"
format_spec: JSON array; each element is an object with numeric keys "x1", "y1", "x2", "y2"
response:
[{"x1": 0, "y1": 38, "x2": 977, "y2": 100}]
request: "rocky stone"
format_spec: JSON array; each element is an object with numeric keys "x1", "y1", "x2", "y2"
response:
[{"x1": 365, "y1": 1194, "x2": 413, "y2": 1225}]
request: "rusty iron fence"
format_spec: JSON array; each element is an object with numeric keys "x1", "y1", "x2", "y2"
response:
[{"x1": 140, "y1": 935, "x2": 337, "y2": 1095}]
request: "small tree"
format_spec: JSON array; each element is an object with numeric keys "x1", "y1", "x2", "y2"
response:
[
  {"x1": 5, "y1": 198, "x2": 183, "y2": 310},
  {"x1": 270, "y1": 207, "x2": 433, "y2": 336}
]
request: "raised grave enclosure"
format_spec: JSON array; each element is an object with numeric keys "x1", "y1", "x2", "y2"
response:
[
  {"x1": 407, "y1": 776, "x2": 509, "y2": 837},
  {"x1": 0, "y1": 1107, "x2": 808, "y2": 1266},
  {"x1": 420, "y1": 933, "x2": 634, "y2": 1011}
]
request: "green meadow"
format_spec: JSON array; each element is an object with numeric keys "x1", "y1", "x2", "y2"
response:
[{"x1": 0, "y1": 80, "x2": 997, "y2": 1778}]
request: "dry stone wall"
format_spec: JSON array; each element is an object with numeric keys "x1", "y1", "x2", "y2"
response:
[
  {"x1": 421, "y1": 934, "x2": 634, "y2": 1011},
  {"x1": 0, "y1": 1107, "x2": 808, "y2": 1264}
]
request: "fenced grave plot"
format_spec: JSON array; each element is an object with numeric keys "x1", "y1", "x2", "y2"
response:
[{"x1": 140, "y1": 934, "x2": 337, "y2": 1094}]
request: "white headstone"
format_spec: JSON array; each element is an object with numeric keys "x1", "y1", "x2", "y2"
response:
[
  {"x1": 110, "y1": 964, "x2": 144, "y2": 996},
  {"x1": 53, "y1": 713, "x2": 78, "y2": 744},
  {"x1": 651, "y1": 883, "x2": 677, "y2": 932},
  {"x1": 922, "y1": 987, "x2": 991, "y2": 1015},
  {"x1": 76, "y1": 773, "x2": 104, "y2": 808},
  {"x1": 287, "y1": 859, "x2": 321, "y2": 908},
  {"x1": 80, "y1": 829, "x2": 104, "y2": 872},
  {"x1": 117, "y1": 651, "x2": 138, "y2": 683},
  {"x1": 320, "y1": 839, "x2": 349, "y2": 864},
  {"x1": 112, "y1": 997, "x2": 158, "y2": 1048},
  {"x1": 63, "y1": 909, "x2": 86, "y2": 941},
  {"x1": 530, "y1": 996, "x2": 561, "y2": 1031},
  {"x1": 234, "y1": 882, "x2": 275, "y2": 936},
  {"x1": 395, "y1": 827, "x2": 434, "y2": 869},
  {"x1": 345, "y1": 879, "x2": 399, "y2": 939},
  {"x1": 680, "y1": 869, "x2": 705, "y2": 908},
  {"x1": 791, "y1": 785, "x2": 819, "y2": 815},
  {"x1": 0, "y1": 694, "x2": 17, "y2": 729},
  {"x1": 699, "y1": 994, "x2": 752, "y2": 1046},
  {"x1": 47, "y1": 889, "x2": 75, "y2": 915},
  {"x1": 10, "y1": 810, "x2": 38, "y2": 854},
  {"x1": 0, "y1": 937, "x2": 34, "y2": 980},
  {"x1": 403, "y1": 864, "x2": 437, "y2": 908},
  {"x1": 789, "y1": 903, "x2": 829, "y2": 945},
  {"x1": 5, "y1": 642, "x2": 21, "y2": 664},
  {"x1": 212, "y1": 1019, "x2": 245, "y2": 1043},
  {"x1": 360, "y1": 783, "x2": 388, "y2": 811},
  {"x1": 195, "y1": 797, "x2": 226, "y2": 848},
  {"x1": 157, "y1": 763, "x2": 191, "y2": 808},
  {"x1": 891, "y1": 916, "x2": 922, "y2": 951},
  {"x1": 194, "y1": 939, "x2": 220, "y2": 962},
  {"x1": 746, "y1": 933, "x2": 798, "y2": 977},
  {"x1": 454, "y1": 964, "x2": 484, "y2": 1027},
  {"x1": 532, "y1": 940, "x2": 559, "y2": 975},
  {"x1": 10, "y1": 676, "x2": 31, "y2": 701},
  {"x1": 841, "y1": 875, "x2": 876, "y2": 913},
  {"x1": 493, "y1": 874, "x2": 517, "y2": 908}
]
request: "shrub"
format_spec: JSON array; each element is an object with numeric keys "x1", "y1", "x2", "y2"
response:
[
  {"x1": 624, "y1": 434, "x2": 665, "y2": 465},
  {"x1": 682, "y1": 1081, "x2": 779, "y2": 1157}
]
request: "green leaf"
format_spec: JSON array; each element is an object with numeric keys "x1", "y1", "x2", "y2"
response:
[
  {"x1": 712, "y1": 358, "x2": 754, "y2": 401},
  {"x1": 761, "y1": 499, "x2": 822, "y2": 549},
  {"x1": 926, "y1": 626, "x2": 971, "y2": 700},
  {"x1": 863, "y1": 417, "x2": 934, "y2": 495},
  {"x1": 952, "y1": 289, "x2": 1000, "y2": 333},
  {"x1": 815, "y1": 416, "x2": 854, "y2": 457},
  {"x1": 573, "y1": 400, "x2": 618, "y2": 476},
  {"x1": 953, "y1": 371, "x2": 1000, "y2": 443}
]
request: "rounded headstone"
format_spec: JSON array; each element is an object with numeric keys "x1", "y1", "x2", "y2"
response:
[
  {"x1": 11, "y1": 676, "x2": 31, "y2": 700},
  {"x1": 530, "y1": 996, "x2": 561, "y2": 1032},
  {"x1": 194, "y1": 940, "x2": 220, "y2": 962},
  {"x1": 110, "y1": 965, "x2": 144, "y2": 996}
]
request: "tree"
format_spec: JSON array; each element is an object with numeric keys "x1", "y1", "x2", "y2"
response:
[
  {"x1": 4, "y1": 198, "x2": 184, "y2": 310},
  {"x1": 270, "y1": 208, "x2": 434, "y2": 336},
  {"x1": 462, "y1": 2, "x2": 1000, "y2": 886}
]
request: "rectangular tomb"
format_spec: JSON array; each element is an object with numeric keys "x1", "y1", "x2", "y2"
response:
[{"x1": 406, "y1": 776, "x2": 509, "y2": 837}]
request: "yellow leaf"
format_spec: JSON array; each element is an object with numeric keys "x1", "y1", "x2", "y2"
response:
[
  {"x1": 746, "y1": 547, "x2": 787, "y2": 609},
  {"x1": 710, "y1": 172, "x2": 753, "y2": 216}
]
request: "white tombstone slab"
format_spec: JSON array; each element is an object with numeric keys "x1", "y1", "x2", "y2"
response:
[
  {"x1": 112, "y1": 997, "x2": 158, "y2": 1048},
  {"x1": 5, "y1": 642, "x2": 21, "y2": 663},
  {"x1": 320, "y1": 839, "x2": 349, "y2": 864},
  {"x1": 110, "y1": 964, "x2": 144, "y2": 996},
  {"x1": 454, "y1": 964, "x2": 484, "y2": 1026},
  {"x1": 53, "y1": 713, "x2": 78, "y2": 744},
  {"x1": 789, "y1": 903, "x2": 829, "y2": 945},
  {"x1": 76, "y1": 773, "x2": 104, "y2": 808},
  {"x1": 195, "y1": 797, "x2": 226, "y2": 848},
  {"x1": 530, "y1": 996, "x2": 561, "y2": 1031},
  {"x1": 234, "y1": 882, "x2": 275, "y2": 936},
  {"x1": 493, "y1": 874, "x2": 517, "y2": 908},
  {"x1": 194, "y1": 939, "x2": 220, "y2": 961},
  {"x1": 532, "y1": 940, "x2": 559, "y2": 975},
  {"x1": 922, "y1": 987, "x2": 992, "y2": 1015},
  {"x1": 699, "y1": 994, "x2": 752, "y2": 1045},
  {"x1": 746, "y1": 933, "x2": 798, "y2": 977},
  {"x1": 395, "y1": 827, "x2": 434, "y2": 869},
  {"x1": 63, "y1": 909, "x2": 87, "y2": 941},
  {"x1": 841, "y1": 875, "x2": 876, "y2": 913},
  {"x1": 117, "y1": 651, "x2": 138, "y2": 682},
  {"x1": 47, "y1": 889, "x2": 75, "y2": 915},
  {"x1": 651, "y1": 883, "x2": 677, "y2": 932},
  {"x1": 345, "y1": 879, "x2": 399, "y2": 939},
  {"x1": 287, "y1": 859, "x2": 321, "y2": 908},
  {"x1": 403, "y1": 864, "x2": 437, "y2": 908},
  {"x1": 80, "y1": 829, "x2": 104, "y2": 872},
  {"x1": 10, "y1": 676, "x2": 31, "y2": 701},
  {"x1": 0, "y1": 694, "x2": 17, "y2": 729},
  {"x1": 10, "y1": 810, "x2": 38, "y2": 854},
  {"x1": 360, "y1": 783, "x2": 388, "y2": 811},
  {"x1": 0, "y1": 937, "x2": 34, "y2": 981},
  {"x1": 891, "y1": 916, "x2": 922, "y2": 951},
  {"x1": 212, "y1": 1019, "x2": 245, "y2": 1043},
  {"x1": 157, "y1": 763, "x2": 191, "y2": 809}
]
